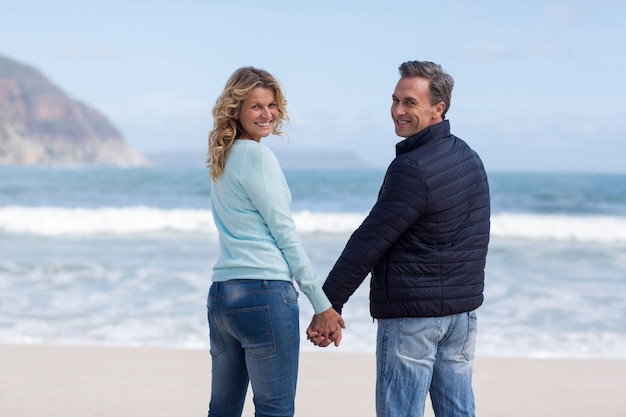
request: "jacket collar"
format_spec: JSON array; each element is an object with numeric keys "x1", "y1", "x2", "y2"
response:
[{"x1": 395, "y1": 120, "x2": 451, "y2": 156}]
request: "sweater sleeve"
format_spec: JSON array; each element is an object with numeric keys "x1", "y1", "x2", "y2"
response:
[
  {"x1": 241, "y1": 146, "x2": 332, "y2": 314},
  {"x1": 322, "y1": 158, "x2": 426, "y2": 313}
]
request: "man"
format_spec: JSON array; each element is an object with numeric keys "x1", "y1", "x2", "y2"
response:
[{"x1": 307, "y1": 60, "x2": 490, "y2": 417}]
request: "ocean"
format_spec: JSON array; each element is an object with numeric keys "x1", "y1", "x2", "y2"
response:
[{"x1": 1, "y1": 166, "x2": 625, "y2": 359}]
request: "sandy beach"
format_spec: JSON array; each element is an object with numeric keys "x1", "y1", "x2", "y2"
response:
[{"x1": 1, "y1": 344, "x2": 624, "y2": 416}]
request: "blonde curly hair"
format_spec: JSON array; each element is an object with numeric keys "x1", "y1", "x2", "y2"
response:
[{"x1": 207, "y1": 67, "x2": 289, "y2": 180}]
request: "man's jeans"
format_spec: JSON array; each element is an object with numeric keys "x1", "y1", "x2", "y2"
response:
[
  {"x1": 207, "y1": 279, "x2": 300, "y2": 417},
  {"x1": 376, "y1": 311, "x2": 477, "y2": 417}
]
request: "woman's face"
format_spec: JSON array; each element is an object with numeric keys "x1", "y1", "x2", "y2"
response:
[{"x1": 237, "y1": 87, "x2": 278, "y2": 142}]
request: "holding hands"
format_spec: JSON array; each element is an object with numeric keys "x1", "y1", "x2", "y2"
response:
[{"x1": 306, "y1": 307, "x2": 345, "y2": 347}]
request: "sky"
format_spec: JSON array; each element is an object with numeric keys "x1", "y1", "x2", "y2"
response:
[{"x1": 1, "y1": 0, "x2": 625, "y2": 172}]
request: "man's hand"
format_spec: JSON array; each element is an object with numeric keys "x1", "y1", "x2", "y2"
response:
[{"x1": 306, "y1": 307, "x2": 345, "y2": 347}]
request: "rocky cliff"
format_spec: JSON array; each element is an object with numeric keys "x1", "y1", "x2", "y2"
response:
[{"x1": 0, "y1": 54, "x2": 149, "y2": 166}]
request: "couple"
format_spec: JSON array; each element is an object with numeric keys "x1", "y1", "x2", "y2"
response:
[{"x1": 206, "y1": 61, "x2": 490, "y2": 417}]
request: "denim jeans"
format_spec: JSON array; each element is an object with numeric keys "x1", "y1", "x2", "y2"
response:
[
  {"x1": 207, "y1": 279, "x2": 300, "y2": 417},
  {"x1": 376, "y1": 311, "x2": 477, "y2": 417}
]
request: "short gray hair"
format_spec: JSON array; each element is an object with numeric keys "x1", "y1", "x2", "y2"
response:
[{"x1": 398, "y1": 61, "x2": 454, "y2": 119}]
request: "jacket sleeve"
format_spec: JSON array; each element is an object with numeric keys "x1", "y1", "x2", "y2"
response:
[{"x1": 323, "y1": 158, "x2": 426, "y2": 313}]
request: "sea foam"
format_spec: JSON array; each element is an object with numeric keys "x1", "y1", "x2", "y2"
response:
[{"x1": 2, "y1": 206, "x2": 626, "y2": 243}]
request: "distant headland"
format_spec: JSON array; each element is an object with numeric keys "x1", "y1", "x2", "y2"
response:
[
  {"x1": 148, "y1": 147, "x2": 373, "y2": 170},
  {"x1": 0, "y1": 54, "x2": 149, "y2": 166}
]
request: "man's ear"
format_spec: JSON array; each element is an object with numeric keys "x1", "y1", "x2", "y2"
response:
[{"x1": 433, "y1": 101, "x2": 445, "y2": 119}]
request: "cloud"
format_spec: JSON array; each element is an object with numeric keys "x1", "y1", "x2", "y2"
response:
[
  {"x1": 522, "y1": 41, "x2": 570, "y2": 59},
  {"x1": 62, "y1": 47, "x2": 117, "y2": 61},
  {"x1": 450, "y1": 0, "x2": 470, "y2": 14},
  {"x1": 546, "y1": 0, "x2": 584, "y2": 22},
  {"x1": 108, "y1": 93, "x2": 210, "y2": 141},
  {"x1": 460, "y1": 42, "x2": 509, "y2": 61},
  {"x1": 460, "y1": 40, "x2": 569, "y2": 62},
  {"x1": 291, "y1": 109, "x2": 388, "y2": 132},
  {"x1": 124, "y1": 94, "x2": 208, "y2": 117},
  {"x1": 458, "y1": 111, "x2": 626, "y2": 147}
]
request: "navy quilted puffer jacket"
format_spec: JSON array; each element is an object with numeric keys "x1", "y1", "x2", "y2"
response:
[{"x1": 322, "y1": 120, "x2": 490, "y2": 318}]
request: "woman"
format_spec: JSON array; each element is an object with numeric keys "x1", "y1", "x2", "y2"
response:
[{"x1": 206, "y1": 66, "x2": 344, "y2": 417}]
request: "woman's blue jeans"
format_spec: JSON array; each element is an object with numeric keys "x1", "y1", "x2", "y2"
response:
[
  {"x1": 207, "y1": 279, "x2": 300, "y2": 417},
  {"x1": 376, "y1": 311, "x2": 478, "y2": 417}
]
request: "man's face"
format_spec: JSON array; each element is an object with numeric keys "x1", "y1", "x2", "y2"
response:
[{"x1": 391, "y1": 76, "x2": 444, "y2": 138}]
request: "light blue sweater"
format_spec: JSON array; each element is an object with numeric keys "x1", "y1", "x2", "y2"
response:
[{"x1": 210, "y1": 140, "x2": 331, "y2": 314}]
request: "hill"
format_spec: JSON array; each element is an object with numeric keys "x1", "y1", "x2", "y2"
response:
[{"x1": 0, "y1": 54, "x2": 149, "y2": 166}]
